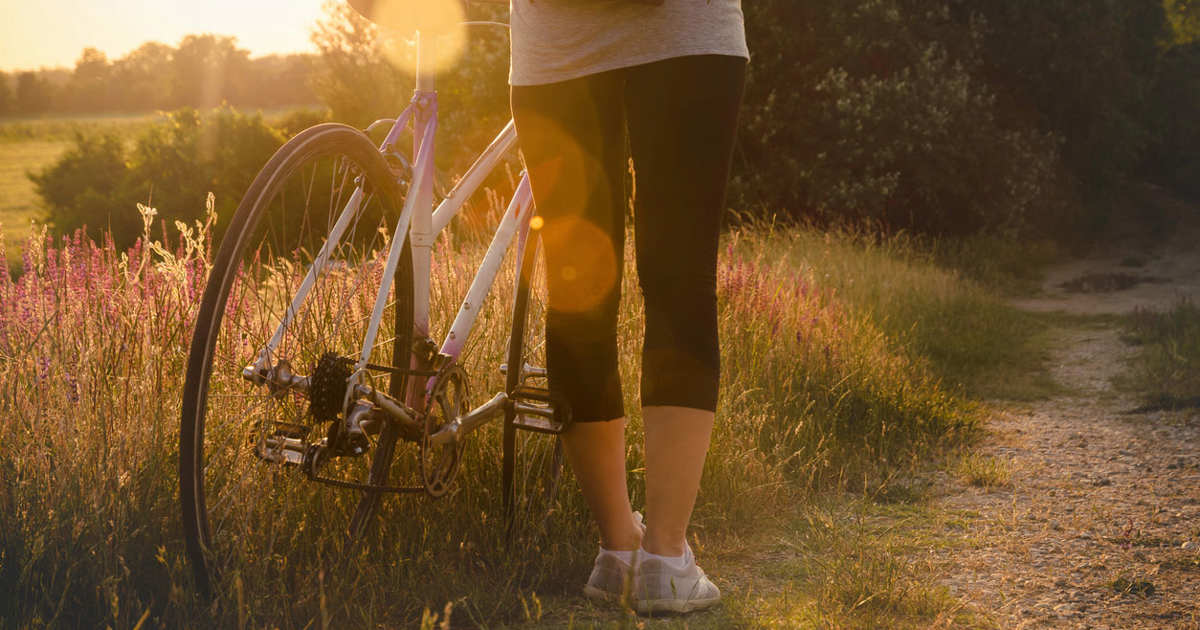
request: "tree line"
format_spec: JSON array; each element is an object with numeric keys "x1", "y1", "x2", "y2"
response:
[
  {"x1": 0, "y1": 35, "x2": 317, "y2": 115},
  {"x1": 26, "y1": 0, "x2": 1200, "y2": 251}
]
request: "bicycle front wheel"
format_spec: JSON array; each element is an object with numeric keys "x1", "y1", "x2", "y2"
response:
[{"x1": 180, "y1": 123, "x2": 414, "y2": 597}]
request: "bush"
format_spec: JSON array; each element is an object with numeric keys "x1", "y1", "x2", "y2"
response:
[
  {"x1": 969, "y1": 0, "x2": 1167, "y2": 198},
  {"x1": 28, "y1": 134, "x2": 140, "y2": 246},
  {"x1": 272, "y1": 107, "x2": 333, "y2": 138},
  {"x1": 31, "y1": 107, "x2": 284, "y2": 248},
  {"x1": 1145, "y1": 42, "x2": 1200, "y2": 200},
  {"x1": 735, "y1": 0, "x2": 1066, "y2": 236}
]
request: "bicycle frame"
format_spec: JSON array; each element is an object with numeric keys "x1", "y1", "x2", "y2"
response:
[{"x1": 250, "y1": 30, "x2": 535, "y2": 440}]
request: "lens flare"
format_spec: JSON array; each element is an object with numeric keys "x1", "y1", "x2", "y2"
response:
[
  {"x1": 541, "y1": 216, "x2": 619, "y2": 314},
  {"x1": 367, "y1": 0, "x2": 467, "y2": 75}
]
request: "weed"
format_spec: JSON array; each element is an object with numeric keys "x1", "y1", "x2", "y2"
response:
[
  {"x1": 954, "y1": 454, "x2": 1013, "y2": 490},
  {"x1": 1120, "y1": 300, "x2": 1200, "y2": 405},
  {"x1": 1110, "y1": 575, "x2": 1157, "y2": 597}
]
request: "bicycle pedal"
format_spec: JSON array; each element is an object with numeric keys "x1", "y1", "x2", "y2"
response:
[
  {"x1": 499, "y1": 363, "x2": 548, "y2": 381},
  {"x1": 511, "y1": 384, "x2": 552, "y2": 403},
  {"x1": 511, "y1": 412, "x2": 564, "y2": 435},
  {"x1": 255, "y1": 428, "x2": 308, "y2": 466}
]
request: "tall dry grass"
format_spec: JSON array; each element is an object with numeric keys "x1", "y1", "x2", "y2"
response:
[{"x1": 0, "y1": 203, "x2": 983, "y2": 627}]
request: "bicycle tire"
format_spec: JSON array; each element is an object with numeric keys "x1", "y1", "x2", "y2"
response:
[
  {"x1": 180, "y1": 123, "x2": 414, "y2": 596},
  {"x1": 502, "y1": 227, "x2": 565, "y2": 541}
]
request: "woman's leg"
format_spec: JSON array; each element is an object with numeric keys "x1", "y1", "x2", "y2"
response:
[
  {"x1": 624, "y1": 55, "x2": 747, "y2": 557},
  {"x1": 511, "y1": 71, "x2": 641, "y2": 551}
]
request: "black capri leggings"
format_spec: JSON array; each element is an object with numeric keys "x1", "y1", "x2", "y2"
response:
[{"x1": 510, "y1": 54, "x2": 746, "y2": 423}]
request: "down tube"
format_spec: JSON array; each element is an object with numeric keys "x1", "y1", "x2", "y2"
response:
[{"x1": 439, "y1": 175, "x2": 534, "y2": 360}]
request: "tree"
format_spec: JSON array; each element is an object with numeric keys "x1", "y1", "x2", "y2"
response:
[
  {"x1": 15, "y1": 72, "x2": 53, "y2": 114},
  {"x1": 110, "y1": 42, "x2": 175, "y2": 111},
  {"x1": 309, "y1": 1, "x2": 412, "y2": 127},
  {"x1": 65, "y1": 48, "x2": 112, "y2": 111},
  {"x1": 0, "y1": 71, "x2": 11, "y2": 115},
  {"x1": 171, "y1": 34, "x2": 252, "y2": 109},
  {"x1": 244, "y1": 54, "x2": 319, "y2": 108},
  {"x1": 967, "y1": 1, "x2": 1168, "y2": 197},
  {"x1": 1165, "y1": 0, "x2": 1200, "y2": 44}
]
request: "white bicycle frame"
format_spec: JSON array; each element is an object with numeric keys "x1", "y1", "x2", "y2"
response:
[{"x1": 250, "y1": 29, "x2": 537, "y2": 436}]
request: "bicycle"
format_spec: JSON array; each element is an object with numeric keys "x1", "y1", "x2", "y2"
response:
[{"x1": 179, "y1": 7, "x2": 566, "y2": 596}]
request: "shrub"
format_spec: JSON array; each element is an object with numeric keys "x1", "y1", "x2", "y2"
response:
[
  {"x1": 28, "y1": 133, "x2": 139, "y2": 245},
  {"x1": 735, "y1": 0, "x2": 1066, "y2": 236},
  {"x1": 1144, "y1": 42, "x2": 1200, "y2": 200},
  {"x1": 31, "y1": 107, "x2": 284, "y2": 248},
  {"x1": 969, "y1": 0, "x2": 1168, "y2": 198}
]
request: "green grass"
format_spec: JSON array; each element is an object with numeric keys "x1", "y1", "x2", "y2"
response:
[
  {"x1": 0, "y1": 139, "x2": 70, "y2": 267},
  {"x1": 0, "y1": 112, "x2": 162, "y2": 144},
  {"x1": 0, "y1": 108, "x2": 324, "y2": 268},
  {"x1": 1119, "y1": 300, "x2": 1200, "y2": 407},
  {"x1": 0, "y1": 113, "x2": 160, "y2": 268},
  {"x1": 953, "y1": 453, "x2": 1013, "y2": 490},
  {"x1": 522, "y1": 496, "x2": 989, "y2": 629},
  {"x1": 0, "y1": 213, "x2": 1052, "y2": 628},
  {"x1": 729, "y1": 224, "x2": 1059, "y2": 401}
]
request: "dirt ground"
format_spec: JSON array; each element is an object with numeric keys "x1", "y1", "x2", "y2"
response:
[{"x1": 928, "y1": 205, "x2": 1200, "y2": 628}]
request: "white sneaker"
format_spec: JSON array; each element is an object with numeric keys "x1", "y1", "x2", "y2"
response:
[
  {"x1": 581, "y1": 512, "x2": 646, "y2": 603},
  {"x1": 634, "y1": 544, "x2": 721, "y2": 614}
]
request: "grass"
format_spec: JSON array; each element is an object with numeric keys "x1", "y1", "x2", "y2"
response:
[
  {"x1": 953, "y1": 453, "x2": 1012, "y2": 490},
  {"x1": 0, "y1": 113, "x2": 161, "y2": 269},
  {"x1": 1119, "y1": 300, "x2": 1200, "y2": 408},
  {"x1": 729, "y1": 223, "x2": 1059, "y2": 401},
  {"x1": 524, "y1": 496, "x2": 988, "y2": 629},
  {"x1": 0, "y1": 112, "x2": 163, "y2": 144},
  {"x1": 0, "y1": 108, "x2": 324, "y2": 269},
  {"x1": 0, "y1": 209, "x2": 1052, "y2": 627},
  {"x1": 0, "y1": 139, "x2": 70, "y2": 267}
]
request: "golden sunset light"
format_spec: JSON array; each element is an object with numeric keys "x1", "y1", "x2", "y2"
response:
[{"x1": 0, "y1": 0, "x2": 327, "y2": 71}]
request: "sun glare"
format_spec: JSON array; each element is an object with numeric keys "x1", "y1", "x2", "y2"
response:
[{"x1": 367, "y1": 0, "x2": 467, "y2": 75}]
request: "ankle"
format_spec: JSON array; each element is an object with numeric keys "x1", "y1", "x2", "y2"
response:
[
  {"x1": 601, "y1": 516, "x2": 644, "y2": 551},
  {"x1": 641, "y1": 531, "x2": 686, "y2": 557}
]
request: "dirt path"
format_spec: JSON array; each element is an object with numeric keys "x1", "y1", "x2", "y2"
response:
[{"x1": 929, "y1": 219, "x2": 1200, "y2": 628}]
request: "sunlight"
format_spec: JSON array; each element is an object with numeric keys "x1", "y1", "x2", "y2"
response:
[
  {"x1": 540, "y1": 215, "x2": 619, "y2": 313},
  {"x1": 366, "y1": 0, "x2": 467, "y2": 75}
]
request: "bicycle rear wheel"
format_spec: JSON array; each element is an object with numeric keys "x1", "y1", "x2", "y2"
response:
[
  {"x1": 180, "y1": 123, "x2": 414, "y2": 596},
  {"x1": 503, "y1": 227, "x2": 565, "y2": 542}
]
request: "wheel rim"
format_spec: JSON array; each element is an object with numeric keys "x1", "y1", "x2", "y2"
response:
[{"x1": 183, "y1": 127, "x2": 412, "y2": 593}]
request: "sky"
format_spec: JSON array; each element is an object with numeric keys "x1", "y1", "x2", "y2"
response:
[{"x1": 0, "y1": 0, "x2": 329, "y2": 71}]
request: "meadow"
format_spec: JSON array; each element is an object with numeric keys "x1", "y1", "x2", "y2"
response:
[
  {"x1": 0, "y1": 114, "x2": 162, "y2": 268},
  {"x1": 0, "y1": 190, "x2": 1056, "y2": 628},
  {"x1": 0, "y1": 110, "x2": 317, "y2": 269}
]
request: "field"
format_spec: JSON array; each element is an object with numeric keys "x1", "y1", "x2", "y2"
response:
[
  {"x1": 0, "y1": 198, "x2": 1063, "y2": 628},
  {"x1": 0, "y1": 113, "x2": 163, "y2": 267},
  {"x1": 0, "y1": 110, "x2": 316, "y2": 268}
]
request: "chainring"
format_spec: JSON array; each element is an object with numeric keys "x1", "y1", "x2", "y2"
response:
[{"x1": 420, "y1": 364, "x2": 468, "y2": 497}]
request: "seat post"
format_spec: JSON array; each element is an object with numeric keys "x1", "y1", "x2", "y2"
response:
[{"x1": 414, "y1": 30, "x2": 436, "y2": 94}]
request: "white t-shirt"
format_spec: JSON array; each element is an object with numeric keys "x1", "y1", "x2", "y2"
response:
[{"x1": 509, "y1": 0, "x2": 749, "y2": 86}]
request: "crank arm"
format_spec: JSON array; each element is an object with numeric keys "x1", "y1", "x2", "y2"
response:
[{"x1": 426, "y1": 392, "x2": 508, "y2": 446}]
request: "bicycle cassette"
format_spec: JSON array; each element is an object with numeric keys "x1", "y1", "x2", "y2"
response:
[{"x1": 308, "y1": 352, "x2": 354, "y2": 423}]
